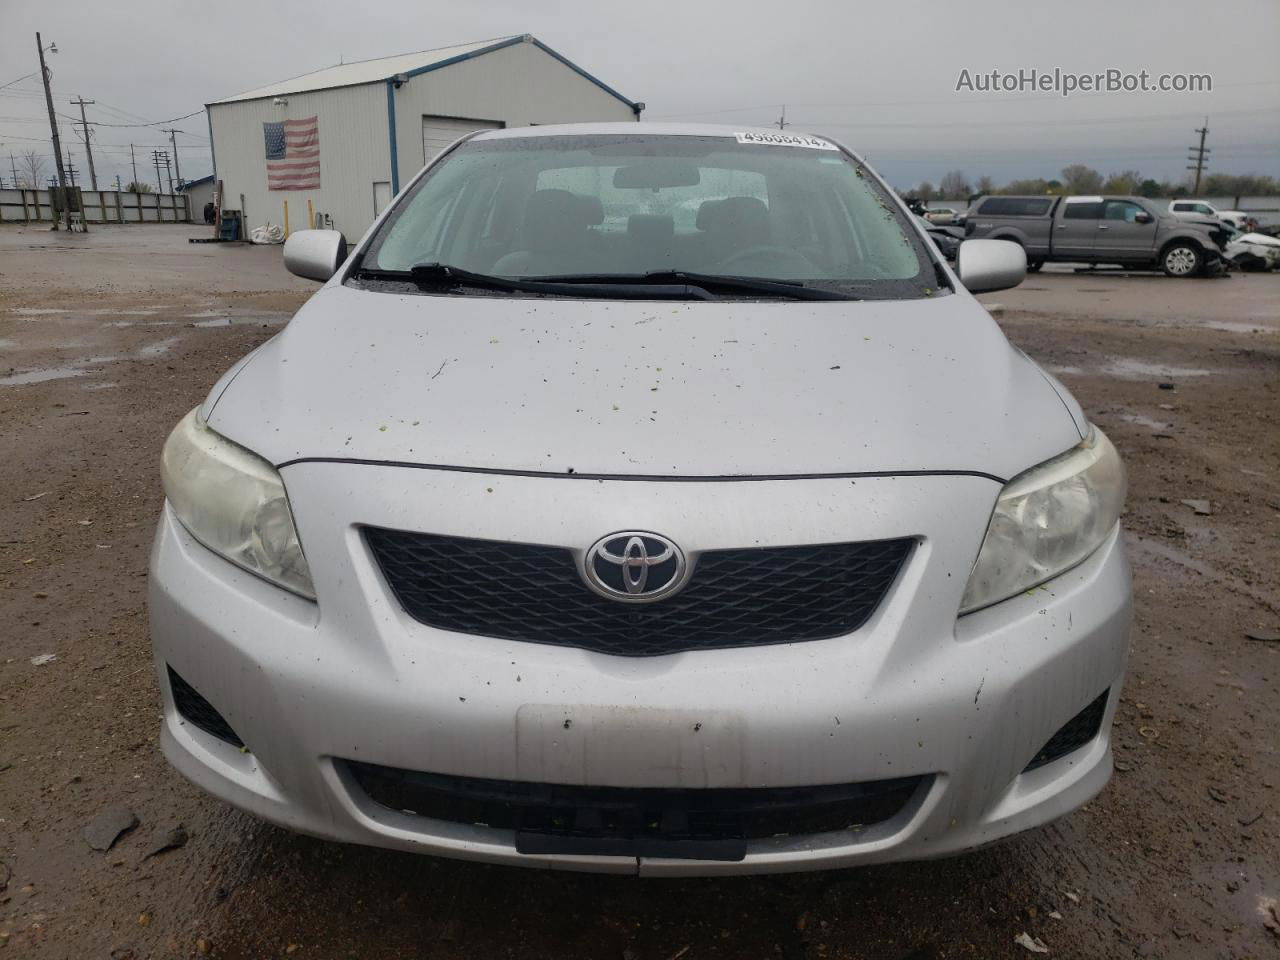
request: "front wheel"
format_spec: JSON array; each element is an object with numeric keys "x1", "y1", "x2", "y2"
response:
[
  {"x1": 1162, "y1": 243, "x2": 1202, "y2": 277},
  {"x1": 1026, "y1": 260, "x2": 1044, "y2": 273}
]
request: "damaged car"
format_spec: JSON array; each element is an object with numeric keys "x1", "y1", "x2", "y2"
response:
[{"x1": 1224, "y1": 227, "x2": 1280, "y2": 271}]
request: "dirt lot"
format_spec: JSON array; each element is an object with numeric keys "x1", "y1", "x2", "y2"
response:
[{"x1": 1, "y1": 224, "x2": 1277, "y2": 960}]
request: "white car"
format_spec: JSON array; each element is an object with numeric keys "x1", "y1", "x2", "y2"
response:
[
  {"x1": 150, "y1": 122, "x2": 1131, "y2": 876},
  {"x1": 1168, "y1": 199, "x2": 1250, "y2": 230},
  {"x1": 1225, "y1": 229, "x2": 1280, "y2": 271}
]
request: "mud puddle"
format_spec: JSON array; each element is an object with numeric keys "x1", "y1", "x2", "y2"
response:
[
  {"x1": 189, "y1": 313, "x2": 290, "y2": 328},
  {"x1": 0, "y1": 337, "x2": 181, "y2": 386},
  {"x1": 1116, "y1": 411, "x2": 1172, "y2": 431},
  {"x1": 0, "y1": 357, "x2": 120, "y2": 386}
]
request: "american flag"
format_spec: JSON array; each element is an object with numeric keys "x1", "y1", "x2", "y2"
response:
[{"x1": 264, "y1": 116, "x2": 321, "y2": 190}]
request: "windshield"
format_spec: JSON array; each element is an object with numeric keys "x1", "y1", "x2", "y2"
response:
[{"x1": 357, "y1": 133, "x2": 937, "y2": 299}]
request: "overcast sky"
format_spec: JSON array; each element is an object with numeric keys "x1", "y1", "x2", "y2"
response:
[{"x1": 3, "y1": 0, "x2": 1277, "y2": 193}]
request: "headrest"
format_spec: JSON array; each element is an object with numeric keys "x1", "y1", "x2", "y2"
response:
[
  {"x1": 696, "y1": 196, "x2": 770, "y2": 230},
  {"x1": 627, "y1": 214, "x2": 675, "y2": 243},
  {"x1": 695, "y1": 198, "x2": 723, "y2": 231},
  {"x1": 696, "y1": 196, "x2": 771, "y2": 242},
  {"x1": 522, "y1": 190, "x2": 604, "y2": 250},
  {"x1": 525, "y1": 190, "x2": 590, "y2": 229}
]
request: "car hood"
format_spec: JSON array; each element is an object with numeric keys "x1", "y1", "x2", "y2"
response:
[{"x1": 203, "y1": 285, "x2": 1084, "y2": 481}]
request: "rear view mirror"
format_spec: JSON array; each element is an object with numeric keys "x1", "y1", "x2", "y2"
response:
[
  {"x1": 957, "y1": 239, "x2": 1026, "y2": 294},
  {"x1": 1134, "y1": 212, "x2": 1153, "y2": 224},
  {"x1": 613, "y1": 162, "x2": 701, "y2": 189},
  {"x1": 283, "y1": 229, "x2": 348, "y2": 282}
]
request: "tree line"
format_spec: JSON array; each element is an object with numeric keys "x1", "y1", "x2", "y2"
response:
[
  {"x1": 4, "y1": 149, "x2": 153, "y2": 192},
  {"x1": 910, "y1": 167, "x2": 1280, "y2": 201}
]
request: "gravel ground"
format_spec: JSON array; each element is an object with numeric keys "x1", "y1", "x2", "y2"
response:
[{"x1": 1, "y1": 224, "x2": 1277, "y2": 959}]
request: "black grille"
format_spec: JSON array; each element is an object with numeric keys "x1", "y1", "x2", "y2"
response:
[
  {"x1": 1023, "y1": 690, "x2": 1110, "y2": 772},
  {"x1": 345, "y1": 760, "x2": 926, "y2": 861},
  {"x1": 364, "y1": 528, "x2": 913, "y2": 657},
  {"x1": 167, "y1": 667, "x2": 244, "y2": 748}
]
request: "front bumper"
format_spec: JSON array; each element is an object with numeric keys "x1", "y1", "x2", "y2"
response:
[{"x1": 149, "y1": 466, "x2": 1131, "y2": 876}]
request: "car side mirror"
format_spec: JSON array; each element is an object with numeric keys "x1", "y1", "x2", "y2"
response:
[
  {"x1": 283, "y1": 229, "x2": 348, "y2": 282},
  {"x1": 957, "y1": 239, "x2": 1026, "y2": 294},
  {"x1": 1134, "y1": 212, "x2": 1153, "y2": 224}
]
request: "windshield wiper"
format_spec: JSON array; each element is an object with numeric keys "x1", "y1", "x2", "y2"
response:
[
  {"x1": 355, "y1": 263, "x2": 538, "y2": 293},
  {"x1": 354, "y1": 263, "x2": 718, "y2": 299},
  {"x1": 529, "y1": 271, "x2": 859, "y2": 301}
]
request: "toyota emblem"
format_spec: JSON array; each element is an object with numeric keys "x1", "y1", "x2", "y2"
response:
[{"x1": 584, "y1": 532, "x2": 687, "y2": 603}]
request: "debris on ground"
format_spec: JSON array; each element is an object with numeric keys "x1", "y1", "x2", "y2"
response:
[
  {"x1": 1262, "y1": 898, "x2": 1279, "y2": 938},
  {"x1": 1015, "y1": 932, "x2": 1050, "y2": 953},
  {"x1": 29, "y1": 653, "x2": 57, "y2": 666},
  {"x1": 1245, "y1": 630, "x2": 1280, "y2": 643},
  {"x1": 142, "y1": 824, "x2": 189, "y2": 859},
  {"x1": 1157, "y1": 382, "x2": 1176, "y2": 390},
  {"x1": 1180, "y1": 499, "x2": 1212, "y2": 515},
  {"x1": 84, "y1": 805, "x2": 139, "y2": 851}
]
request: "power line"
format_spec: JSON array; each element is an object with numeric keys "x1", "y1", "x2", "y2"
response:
[
  {"x1": 74, "y1": 108, "x2": 204, "y2": 128},
  {"x1": 0, "y1": 71, "x2": 39, "y2": 92}
]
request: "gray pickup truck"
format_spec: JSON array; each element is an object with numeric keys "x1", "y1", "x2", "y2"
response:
[{"x1": 963, "y1": 195, "x2": 1229, "y2": 277}]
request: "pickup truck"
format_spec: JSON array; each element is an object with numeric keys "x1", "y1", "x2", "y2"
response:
[
  {"x1": 1168, "y1": 199, "x2": 1251, "y2": 230},
  {"x1": 963, "y1": 195, "x2": 1229, "y2": 277}
]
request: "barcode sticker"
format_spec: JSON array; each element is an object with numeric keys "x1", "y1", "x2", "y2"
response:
[{"x1": 734, "y1": 132, "x2": 837, "y2": 150}]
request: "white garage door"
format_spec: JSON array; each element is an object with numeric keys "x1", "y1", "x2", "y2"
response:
[{"x1": 422, "y1": 116, "x2": 502, "y2": 165}]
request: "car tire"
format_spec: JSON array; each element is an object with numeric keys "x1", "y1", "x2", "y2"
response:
[
  {"x1": 1027, "y1": 260, "x2": 1044, "y2": 273},
  {"x1": 1161, "y1": 242, "x2": 1202, "y2": 277}
]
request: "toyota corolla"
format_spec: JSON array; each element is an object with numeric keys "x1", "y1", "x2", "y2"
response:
[{"x1": 149, "y1": 123, "x2": 1131, "y2": 875}]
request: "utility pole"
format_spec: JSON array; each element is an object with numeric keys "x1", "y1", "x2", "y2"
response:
[
  {"x1": 776, "y1": 105, "x2": 789, "y2": 130},
  {"x1": 162, "y1": 152, "x2": 173, "y2": 194},
  {"x1": 70, "y1": 95, "x2": 98, "y2": 190},
  {"x1": 66, "y1": 160, "x2": 79, "y2": 187},
  {"x1": 151, "y1": 150, "x2": 165, "y2": 194},
  {"x1": 129, "y1": 143, "x2": 138, "y2": 188},
  {"x1": 161, "y1": 128, "x2": 182, "y2": 187},
  {"x1": 114, "y1": 174, "x2": 122, "y2": 191},
  {"x1": 1187, "y1": 119, "x2": 1210, "y2": 194},
  {"x1": 36, "y1": 31, "x2": 71, "y2": 231},
  {"x1": 9, "y1": 153, "x2": 17, "y2": 186}
]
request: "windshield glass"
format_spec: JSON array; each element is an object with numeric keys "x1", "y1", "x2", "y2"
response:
[{"x1": 358, "y1": 133, "x2": 937, "y2": 299}]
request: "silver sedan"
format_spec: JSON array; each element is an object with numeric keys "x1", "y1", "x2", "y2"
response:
[{"x1": 150, "y1": 123, "x2": 1130, "y2": 875}]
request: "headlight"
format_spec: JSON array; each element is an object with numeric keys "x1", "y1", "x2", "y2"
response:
[
  {"x1": 161, "y1": 408, "x2": 315, "y2": 599},
  {"x1": 960, "y1": 427, "x2": 1125, "y2": 614}
]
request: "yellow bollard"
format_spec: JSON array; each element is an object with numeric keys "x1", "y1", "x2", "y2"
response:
[
  {"x1": 283, "y1": 200, "x2": 290, "y2": 238},
  {"x1": 307, "y1": 198, "x2": 314, "y2": 230}
]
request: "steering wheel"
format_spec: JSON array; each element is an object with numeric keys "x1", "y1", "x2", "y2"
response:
[{"x1": 709, "y1": 245, "x2": 824, "y2": 274}]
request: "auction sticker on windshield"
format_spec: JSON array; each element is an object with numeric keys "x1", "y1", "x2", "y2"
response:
[{"x1": 734, "y1": 131, "x2": 837, "y2": 150}]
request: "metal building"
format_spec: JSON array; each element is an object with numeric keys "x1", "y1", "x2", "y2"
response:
[{"x1": 205, "y1": 35, "x2": 642, "y2": 239}]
